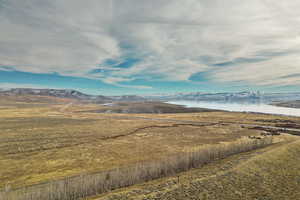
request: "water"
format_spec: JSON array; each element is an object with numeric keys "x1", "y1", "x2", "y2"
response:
[{"x1": 167, "y1": 101, "x2": 300, "y2": 117}]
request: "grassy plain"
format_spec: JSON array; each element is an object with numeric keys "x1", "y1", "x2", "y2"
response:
[{"x1": 0, "y1": 95, "x2": 299, "y2": 199}]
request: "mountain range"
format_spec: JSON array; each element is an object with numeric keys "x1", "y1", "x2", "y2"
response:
[{"x1": 1, "y1": 88, "x2": 300, "y2": 103}]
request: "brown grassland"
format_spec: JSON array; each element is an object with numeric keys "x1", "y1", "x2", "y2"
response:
[
  {"x1": 0, "y1": 95, "x2": 299, "y2": 199},
  {"x1": 92, "y1": 136, "x2": 300, "y2": 200}
]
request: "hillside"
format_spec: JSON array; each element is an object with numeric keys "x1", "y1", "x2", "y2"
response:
[
  {"x1": 93, "y1": 138, "x2": 300, "y2": 200},
  {"x1": 0, "y1": 88, "x2": 111, "y2": 102},
  {"x1": 273, "y1": 100, "x2": 300, "y2": 109},
  {"x1": 0, "y1": 88, "x2": 146, "y2": 102},
  {"x1": 86, "y1": 102, "x2": 215, "y2": 114}
]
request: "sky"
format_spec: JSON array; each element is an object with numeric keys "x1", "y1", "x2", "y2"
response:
[{"x1": 0, "y1": 0, "x2": 300, "y2": 95}]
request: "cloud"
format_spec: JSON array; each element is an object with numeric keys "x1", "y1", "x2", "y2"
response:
[
  {"x1": 100, "y1": 76, "x2": 152, "y2": 89},
  {"x1": 0, "y1": 0, "x2": 120, "y2": 75},
  {"x1": 1, "y1": 0, "x2": 300, "y2": 88},
  {"x1": 211, "y1": 52, "x2": 300, "y2": 86},
  {"x1": 0, "y1": 82, "x2": 59, "y2": 89}
]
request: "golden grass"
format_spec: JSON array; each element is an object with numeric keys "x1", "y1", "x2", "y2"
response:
[
  {"x1": 130, "y1": 111, "x2": 300, "y2": 125},
  {"x1": 0, "y1": 98, "x2": 270, "y2": 190},
  {"x1": 0, "y1": 95, "x2": 299, "y2": 199},
  {"x1": 92, "y1": 136, "x2": 300, "y2": 200},
  {"x1": 1, "y1": 137, "x2": 274, "y2": 200}
]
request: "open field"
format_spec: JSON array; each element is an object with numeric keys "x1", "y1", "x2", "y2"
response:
[{"x1": 0, "y1": 95, "x2": 300, "y2": 199}]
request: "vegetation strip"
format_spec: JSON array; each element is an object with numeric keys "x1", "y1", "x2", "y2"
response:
[
  {"x1": 1, "y1": 137, "x2": 273, "y2": 200},
  {"x1": 97, "y1": 139, "x2": 300, "y2": 200}
]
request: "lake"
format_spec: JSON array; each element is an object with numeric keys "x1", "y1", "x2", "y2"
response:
[{"x1": 168, "y1": 101, "x2": 300, "y2": 117}]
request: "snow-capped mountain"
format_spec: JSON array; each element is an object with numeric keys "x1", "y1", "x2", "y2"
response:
[
  {"x1": 146, "y1": 91, "x2": 300, "y2": 103},
  {"x1": 1, "y1": 88, "x2": 300, "y2": 103}
]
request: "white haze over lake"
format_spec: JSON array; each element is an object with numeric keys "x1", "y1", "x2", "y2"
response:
[{"x1": 168, "y1": 101, "x2": 300, "y2": 117}]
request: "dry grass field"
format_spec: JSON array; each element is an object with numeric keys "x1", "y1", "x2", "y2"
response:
[
  {"x1": 93, "y1": 136, "x2": 300, "y2": 200},
  {"x1": 0, "y1": 95, "x2": 299, "y2": 199}
]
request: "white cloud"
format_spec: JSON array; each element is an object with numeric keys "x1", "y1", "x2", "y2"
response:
[
  {"x1": 1, "y1": 0, "x2": 300, "y2": 87},
  {"x1": 0, "y1": 82, "x2": 59, "y2": 89},
  {"x1": 0, "y1": 0, "x2": 120, "y2": 75},
  {"x1": 211, "y1": 53, "x2": 300, "y2": 86}
]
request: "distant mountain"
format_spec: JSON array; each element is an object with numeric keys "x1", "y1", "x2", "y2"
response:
[
  {"x1": 272, "y1": 100, "x2": 300, "y2": 108},
  {"x1": 0, "y1": 88, "x2": 111, "y2": 102},
  {"x1": 1, "y1": 88, "x2": 300, "y2": 104},
  {"x1": 145, "y1": 91, "x2": 260, "y2": 101},
  {"x1": 110, "y1": 95, "x2": 146, "y2": 102},
  {"x1": 145, "y1": 91, "x2": 300, "y2": 103},
  {"x1": 0, "y1": 88, "x2": 149, "y2": 102}
]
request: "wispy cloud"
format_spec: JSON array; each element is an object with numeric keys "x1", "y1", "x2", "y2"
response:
[
  {"x1": 1, "y1": 0, "x2": 300, "y2": 89},
  {"x1": 211, "y1": 52, "x2": 300, "y2": 86},
  {"x1": 0, "y1": 82, "x2": 57, "y2": 89}
]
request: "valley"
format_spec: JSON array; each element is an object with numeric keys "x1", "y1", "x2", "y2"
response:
[{"x1": 0, "y1": 93, "x2": 300, "y2": 199}]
